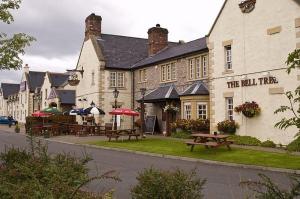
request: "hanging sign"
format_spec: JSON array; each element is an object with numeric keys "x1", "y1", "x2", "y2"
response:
[{"x1": 227, "y1": 76, "x2": 279, "y2": 89}]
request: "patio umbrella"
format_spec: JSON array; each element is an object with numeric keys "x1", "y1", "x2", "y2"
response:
[
  {"x1": 42, "y1": 107, "x2": 62, "y2": 115},
  {"x1": 109, "y1": 108, "x2": 139, "y2": 116},
  {"x1": 69, "y1": 108, "x2": 87, "y2": 116},
  {"x1": 32, "y1": 111, "x2": 52, "y2": 117},
  {"x1": 84, "y1": 107, "x2": 105, "y2": 115}
]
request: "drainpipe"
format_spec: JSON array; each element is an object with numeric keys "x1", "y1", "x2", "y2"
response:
[{"x1": 131, "y1": 70, "x2": 135, "y2": 129}]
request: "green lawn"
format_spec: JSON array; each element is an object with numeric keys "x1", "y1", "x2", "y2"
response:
[{"x1": 86, "y1": 138, "x2": 300, "y2": 170}]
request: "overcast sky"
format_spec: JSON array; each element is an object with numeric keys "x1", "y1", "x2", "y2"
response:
[{"x1": 0, "y1": 0, "x2": 225, "y2": 83}]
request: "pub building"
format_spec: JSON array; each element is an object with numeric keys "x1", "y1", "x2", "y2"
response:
[{"x1": 207, "y1": 0, "x2": 300, "y2": 144}]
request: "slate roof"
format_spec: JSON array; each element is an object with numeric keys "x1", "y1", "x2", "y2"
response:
[
  {"x1": 0, "y1": 83, "x2": 20, "y2": 99},
  {"x1": 132, "y1": 37, "x2": 207, "y2": 68},
  {"x1": 27, "y1": 71, "x2": 46, "y2": 92},
  {"x1": 97, "y1": 34, "x2": 178, "y2": 70},
  {"x1": 56, "y1": 90, "x2": 75, "y2": 105},
  {"x1": 138, "y1": 84, "x2": 180, "y2": 103},
  {"x1": 181, "y1": 81, "x2": 209, "y2": 96},
  {"x1": 48, "y1": 73, "x2": 69, "y2": 87}
]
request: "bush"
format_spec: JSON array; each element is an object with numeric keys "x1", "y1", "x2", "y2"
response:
[
  {"x1": 261, "y1": 140, "x2": 276, "y2": 148},
  {"x1": 0, "y1": 136, "x2": 119, "y2": 198},
  {"x1": 229, "y1": 135, "x2": 262, "y2": 146},
  {"x1": 131, "y1": 167, "x2": 205, "y2": 199},
  {"x1": 171, "y1": 131, "x2": 191, "y2": 139},
  {"x1": 287, "y1": 137, "x2": 300, "y2": 152},
  {"x1": 171, "y1": 119, "x2": 210, "y2": 132},
  {"x1": 217, "y1": 120, "x2": 239, "y2": 134},
  {"x1": 14, "y1": 124, "x2": 20, "y2": 133}
]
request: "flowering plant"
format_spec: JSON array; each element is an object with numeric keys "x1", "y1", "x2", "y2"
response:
[
  {"x1": 217, "y1": 120, "x2": 239, "y2": 134},
  {"x1": 171, "y1": 119, "x2": 210, "y2": 132},
  {"x1": 163, "y1": 105, "x2": 179, "y2": 112},
  {"x1": 234, "y1": 101, "x2": 261, "y2": 118}
]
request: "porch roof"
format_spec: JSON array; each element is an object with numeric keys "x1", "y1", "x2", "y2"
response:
[
  {"x1": 138, "y1": 85, "x2": 180, "y2": 103},
  {"x1": 180, "y1": 81, "x2": 209, "y2": 96}
]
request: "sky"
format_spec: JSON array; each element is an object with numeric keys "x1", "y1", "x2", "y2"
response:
[{"x1": 0, "y1": 0, "x2": 225, "y2": 83}]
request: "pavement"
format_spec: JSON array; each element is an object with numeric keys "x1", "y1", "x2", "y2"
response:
[{"x1": 0, "y1": 125, "x2": 294, "y2": 199}]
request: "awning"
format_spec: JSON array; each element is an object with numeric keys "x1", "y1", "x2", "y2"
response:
[
  {"x1": 138, "y1": 85, "x2": 180, "y2": 103},
  {"x1": 180, "y1": 81, "x2": 209, "y2": 96}
]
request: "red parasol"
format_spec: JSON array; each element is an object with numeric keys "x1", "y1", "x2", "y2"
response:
[
  {"x1": 109, "y1": 108, "x2": 139, "y2": 116},
  {"x1": 32, "y1": 111, "x2": 52, "y2": 117}
]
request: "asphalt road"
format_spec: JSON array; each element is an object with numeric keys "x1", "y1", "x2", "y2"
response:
[{"x1": 0, "y1": 130, "x2": 291, "y2": 199}]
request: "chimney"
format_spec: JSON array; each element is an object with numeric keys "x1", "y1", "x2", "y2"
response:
[
  {"x1": 23, "y1": 64, "x2": 29, "y2": 74},
  {"x1": 85, "y1": 13, "x2": 102, "y2": 41},
  {"x1": 148, "y1": 24, "x2": 168, "y2": 56}
]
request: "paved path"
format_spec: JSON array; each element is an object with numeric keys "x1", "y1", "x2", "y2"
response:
[{"x1": 0, "y1": 129, "x2": 291, "y2": 199}]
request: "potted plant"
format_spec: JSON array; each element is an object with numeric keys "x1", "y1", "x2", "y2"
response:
[
  {"x1": 14, "y1": 124, "x2": 20, "y2": 133},
  {"x1": 217, "y1": 120, "x2": 239, "y2": 134},
  {"x1": 234, "y1": 101, "x2": 261, "y2": 118},
  {"x1": 163, "y1": 105, "x2": 179, "y2": 113}
]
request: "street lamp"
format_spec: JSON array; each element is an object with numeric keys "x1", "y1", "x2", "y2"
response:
[
  {"x1": 113, "y1": 88, "x2": 119, "y2": 130},
  {"x1": 140, "y1": 88, "x2": 146, "y2": 136}
]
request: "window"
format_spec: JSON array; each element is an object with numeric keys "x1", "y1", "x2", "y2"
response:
[
  {"x1": 226, "y1": 97, "x2": 234, "y2": 120},
  {"x1": 188, "y1": 59, "x2": 194, "y2": 79},
  {"x1": 183, "y1": 103, "x2": 191, "y2": 120},
  {"x1": 139, "y1": 69, "x2": 147, "y2": 82},
  {"x1": 45, "y1": 89, "x2": 48, "y2": 100},
  {"x1": 171, "y1": 63, "x2": 176, "y2": 80},
  {"x1": 161, "y1": 63, "x2": 176, "y2": 82},
  {"x1": 202, "y1": 55, "x2": 208, "y2": 77},
  {"x1": 225, "y1": 45, "x2": 232, "y2": 70},
  {"x1": 110, "y1": 72, "x2": 125, "y2": 88},
  {"x1": 117, "y1": 72, "x2": 125, "y2": 87},
  {"x1": 195, "y1": 58, "x2": 201, "y2": 79},
  {"x1": 110, "y1": 72, "x2": 117, "y2": 87},
  {"x1": 161, "y1": 65, "x2": 166, "y2": 81},
  {"x1": 197, "y1": 103, "x2": 207, "y2": 119}
]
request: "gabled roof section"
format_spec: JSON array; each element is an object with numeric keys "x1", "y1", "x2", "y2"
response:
[
  {"x1": 27, "y1": 71, "x2": 46, "y2": 92},
  {"x1": 48, "y1": 73, "x2": 69, "y2": 87},
  {"x1": 0, "y1": 83, "x2": 20, "y2": 99},
  {"x1": 207, "y1": 0, "x2": 228, "y2": 36},
  {"x1": 56, "y1": 90, "x2": 75, "y2": 105},
  {"x1": 138, "y1": 84, "x2": 180, "y2": 103},
  {"x1": 180, "y1": 81, "x2": 209, "y2": 96},
  {"x1": 132, "y1": 37, "x2": 207, "y2": 69},
  {"x1": 96, "y1": 34, "x2": 178, "y2": 70}
]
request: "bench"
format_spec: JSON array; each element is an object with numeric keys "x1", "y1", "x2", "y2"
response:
[
  {"x1": 186, "y1": 141, "x2": 233, "y2": 151},
  {"x1": 128, "y1": 133, "x2": 140, "y2": 141}
]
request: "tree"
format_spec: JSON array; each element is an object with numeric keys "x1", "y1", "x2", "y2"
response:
[
  {"x1": 0, "y1": 0, "x2": 35, "y2": 70},
  {"x1": 275, "y1": 49, "x2": 300, "y2": 138}
]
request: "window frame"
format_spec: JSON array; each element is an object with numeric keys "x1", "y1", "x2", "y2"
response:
[
  {"x1": 109, "y1": 72, "x2": 117, "y2": 87},
  {"x1": 117, "y1": 72, "x2": 125, "y2": 88},
  {"x1": 195, "y1": 57, "x2": 201, "y2": 79},
  {"x1": 226, "y1": 97, "x2": 234, "y2": 121},
  {"x1": 188, "y1": 59, "x2": 194, "y2": 80},
  {"x1": 202, "y1": 55, "x2": 208, "y2": 77},
  {"x1": 183, "y1": 102, "x2": 192, "y2": 120},
  {"x1": 225, "y1": 45, "x2": 232, "y2": 70},
  {"x1": 197, "y1": 102, "x2": 208, "y2": 120}
]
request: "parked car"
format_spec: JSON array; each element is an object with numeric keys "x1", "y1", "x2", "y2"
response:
[{"x1": 0, "y1": 116, "x2": 18, "y2": 125}]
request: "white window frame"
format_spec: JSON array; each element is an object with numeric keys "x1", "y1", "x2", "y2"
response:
[
  {"x1": 226, "y1": 97, "x2": 234, "y2": 120},
  {"x1": 139, "y1": 69, "x2": 147, "y2": 83},
  {"x1": 166, "y1": 64, "x2": 171, "y2": 81},
  {"x1": 183, "y1": 103, "x2": 192, "y2": 120},
  {"x1": 171, "y1": 63, "x2": 176, "y2": 80},
  {"x1": 117, "y1": 72, "x2": 125, "y2": 88},
  {"x1": 197, "y1": 102, "x2": 208, "y2": 120},
  {"x1": 202, "y1": 55, "x2": 208, "y2": 77},
  {"x1": 110, "y1": 72, "x2": 117, "y2": 87},
  {"x1": 189, "y1": 59, "x2": 194, "y2": 80},
  {"x1": 195, "y1": 57, "x2": 201, "y2": 79},
  {"x1": 225, "y1": 45, "x2": 232, "y2": 70},
  {"x1": 161, "y1": 65, "x2": 166, "y2": 82}
]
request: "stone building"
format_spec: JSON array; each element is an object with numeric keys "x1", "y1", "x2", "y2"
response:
[
  {"x1": 208, "y1": 0, "x2": 300, "y2": 144},
  {"x1": 0, "y1": 83, "x2": 20, "y2": 117},
  {"x1": 132, "y1": 32, "x2": 209, "y2": 134}
]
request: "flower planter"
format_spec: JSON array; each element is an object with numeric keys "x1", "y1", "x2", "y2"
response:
[
  {"x1": 68, "y1": 79, "x2": 80, "y2": 86},
  {"x1": 235, "y1": 101, "x2": 261, "y2": 118}
]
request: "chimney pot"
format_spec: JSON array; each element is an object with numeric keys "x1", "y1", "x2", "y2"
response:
[{"x1": 156, "y1": 24, "x2": 160, "y2": 27}]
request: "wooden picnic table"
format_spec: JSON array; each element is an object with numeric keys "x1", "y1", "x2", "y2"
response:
[
  {"x1": 106, "y1": 129, "x2": 140, "y2": 141},
  {"x1": 186, "y1": 133, "x2": 233, "y2": 151}
]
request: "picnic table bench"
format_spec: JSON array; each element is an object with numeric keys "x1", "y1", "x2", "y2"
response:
[
  {"x1": 186, "y1": 133, "x2": 233, "y2": 151},
  {"x1": 106, "y1": 129, "x2": 140, "y2": 141}
]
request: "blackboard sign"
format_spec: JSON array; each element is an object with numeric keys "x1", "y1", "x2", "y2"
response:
[{"x1": 145, "y1": 115, "x2": 157, "y2": 135}]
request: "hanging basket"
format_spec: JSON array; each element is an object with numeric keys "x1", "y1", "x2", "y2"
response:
[{"x1": 68, "y1": 79, "x2": 80, "y2": 86}]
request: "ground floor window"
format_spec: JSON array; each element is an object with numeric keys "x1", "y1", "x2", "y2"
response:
[
  {"x1": 226, "y1": 97, "x2": 234, "y2": 120},
  {"x1": 183, "y1": 103, "x2": 191, "y2": 120},
  {"x1": 197, "y1": 102, "x2": 207, "y2": 120}
]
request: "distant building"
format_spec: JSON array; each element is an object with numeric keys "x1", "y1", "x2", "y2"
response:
[{"x1": 0, "y1": 83, "x2": 20, "y2": 117}]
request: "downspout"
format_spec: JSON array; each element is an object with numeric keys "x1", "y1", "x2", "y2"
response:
[{"x1": 131, "y1": 69, "x2": 135, "y2": 128}]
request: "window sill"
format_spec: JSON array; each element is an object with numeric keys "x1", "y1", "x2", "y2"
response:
[
  {"x1": 138, "y1": 81, "x2": 147, "y2": 84},
  {"x1": 108, "y1": 87, "x2": 127, "y2": 90},
  {"x1": 160, "y1": 80, "x2": 177, "y2": 84},
  {"x1": 187, "y1": 77, "x2": 209, "y2": 82},
  {"x1": 222, "y1": 70, "x2": 234, "y2": 75}
]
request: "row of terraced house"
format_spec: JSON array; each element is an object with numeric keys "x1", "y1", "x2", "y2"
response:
[{"x1": 0, "y1": 0, "x2": 299, "y2": 144}]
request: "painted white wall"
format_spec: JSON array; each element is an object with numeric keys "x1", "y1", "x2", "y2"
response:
[{"x1": 209, "y1": 0, "x2": 300, "y2": 144}]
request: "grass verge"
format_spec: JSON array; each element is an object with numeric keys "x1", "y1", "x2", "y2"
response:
[{"x1": 86, "y1": 138, "x2": 300, "y2": 170}]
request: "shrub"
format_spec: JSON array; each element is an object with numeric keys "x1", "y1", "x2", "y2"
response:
[
  {"x1": 171, "y1": 119, "x2": 210, "y2": 132},
  {"x1": 261, "y1": 140, "x2": 276, "y2": 148},
  {"x1": 287, "y1": 137, "x2": 300, "y2": 152},
  {"x1": 171, "y1": 131, "x2": 191, "y2": 139},
  {"x1": 0, "y1": 136, "x2": 119, "y2": 198},
  {"x1": 14, "y1": 124, "x2": 20, "y2": 133},
  {"x1": 229, "y1": 135, "x2": 262, "y2": 146},
  {"x1": 191, "y1": 119, "x2": 210, "y2": 132},
  {"x1": 131, "y1": 167, "x2": 205, "y2": 199},
  {"x1": 217, "y1": 120, "x2": 239, "y2": 134}
]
